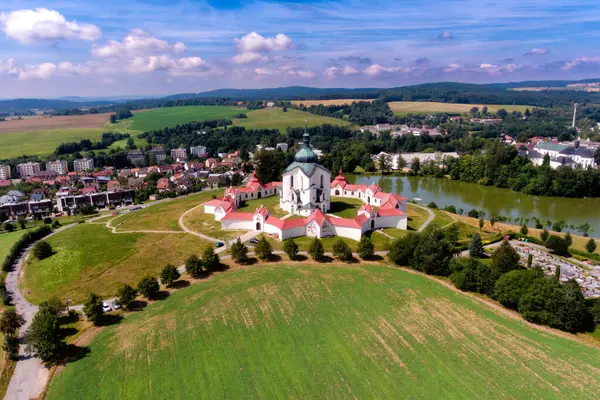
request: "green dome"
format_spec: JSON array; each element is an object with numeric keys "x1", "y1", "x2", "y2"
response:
[{"x1": 294, "y1": 130, "x2": 318, "y2": 163}]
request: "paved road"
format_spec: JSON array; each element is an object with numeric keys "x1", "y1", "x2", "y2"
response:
[
  {"x1": 410, "y1": 203, "x2": 435, "y2": 232},
  {"x1": 4, "y1": 223, "x2": 77, "y2": 400}
]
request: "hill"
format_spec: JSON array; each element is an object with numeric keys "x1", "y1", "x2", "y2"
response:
[
  {"x1": 47, "y1": 264, "x2": 600, "y2": 399},
  {"x1": 0, "y1": 98, "x2": 110, "y2": 113}
]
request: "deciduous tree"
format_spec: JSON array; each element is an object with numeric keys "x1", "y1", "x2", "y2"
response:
[
  {"x1": 24, "y1": 309, "x2": 63, "y2": 366},
  {"x1": 283, "y1": 238, "x2": 299, "y2": 260},
  {"x1": 0, "y1": 309, "x2": 25, "y2": 338},
  {"x1": 83, "y1": 293, "x2": 104, "y2": 325},
  {"x1": 160, "y1": 264, "x2": 180, "y2": 287},
  {"x1": 255, "y1": 237, "x2": 273, "y2": 261},
  {"x1": 332, "y1": 238, "x2": 353, "y2": 262},
  {"x1": 491, "y1": 240, "x2": 520, "y2": 275},
  {"x1": 117, "y1": 284, "x2": 137, "y2": 310},
  {"x1": 357, "y1": 235, "x2": 374, "y2": 259},
  {"x1": 137, "y1": 276, "x2": 160, "y2": 300},
  {"x1": 586, "y1": 238, "x2": 597, "y2": 254}
]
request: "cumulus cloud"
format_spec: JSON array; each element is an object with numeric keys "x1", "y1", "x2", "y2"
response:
[
  {"x1": 363, "y1": 64, "x2": 411, "y2": 77},
  {"x1": 444, "y1": 63, "x2": 463, "y2": 73},
  {"x1": 231, "y1": 52, "x2": 269, "y2": 64},
  {"x1": 0, "y1": 8, "x2": 101, "y2": 43},
  {"x1": 524, "y1": 48, "x2": 550, "y2": 56},
  {"x1": 479, "y1": 62, "x2": 524, "y2": 75},
  {"x1": 93, "y1": 29, "x2": 186, "y2": 58},
  {"x1": 254, "y1": 68, "x2": 278, "y2": 76},
  {"x1": 127, "y1": 55, "x2": 210, "y2": 76},
  {"x1": 287, "y1": 69, "x2": 316, "y2": 79},
  {"x1": 438, "y1": 31, "x2": 454, "y2": 40},
  {"x1": 0, "y1": 59, "x2": 18, "y2": 75},
  {"x1": 324, "y1": 66, "x2": 339, "y2": 78},
  {"x1": 343, "y1": 66, "x2": 359, "y2": 75},
  {"x1": 561, "y1": 57, "x2": 600, "y2": 71},
  {"x1": 15, "y1": 61, "x2": 90, "y2": 80},
  {"x1": 234, "y1": 32, "x2": 294, "y2": 53}
]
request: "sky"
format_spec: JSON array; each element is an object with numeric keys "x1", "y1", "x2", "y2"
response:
[{"x1": 1, "y1": 0, "x2": 600, "y2": 98}]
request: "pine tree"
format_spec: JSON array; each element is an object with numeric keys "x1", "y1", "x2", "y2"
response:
[
  {"x1": 185, "y1": 255, "x2": 203, "y2": 278},
  {"x1": 230, "y1": 237, "x2": 249, "y2": 264},
  {"x1": 469, "y1": 233, "x2": 484, "y2": 258},
  {"x1": 540, "y1": 228, "x2": 549, "y2": 242},
  {"x1": 255, "y1": 237, "x2": 273, "y2": 261},
  {"x1": 308, "y1": 238, "x2": 325, "y2": 262},
  {"x1": 332, "y1": 238, "x2": 353, "y2": 262},
  {"x1": 283, "y1": 238, "x2": 299, "y2": 260},
  {"x1": 585, "y1": 238, "x2": 597, "y2": 254},
  {"x1": 520, "y1": 223, "x2": 529, "y2": 236}
]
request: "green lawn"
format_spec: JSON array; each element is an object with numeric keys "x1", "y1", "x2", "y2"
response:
[
  {"x1": 0, "y1": 230, "x2": 30, "y2": 262},
  {"x1": 21, "y1": 223, "x2": 210, "y2": 304},
  {"x1": 48, "y1": 264, "x2": 600, "y2": 399},
  {"x1": 237, "y1": 195, "x2": 288, "y2": 217},
  {"x1": 0, "y1": 128, "x2": 108, "y2": 158},
  {"x1": 181, "y1": 205, "x2": 244, "y2": 241},
  {"x1": 432, "y1": 209, "x2": 455, "y2": 227},
  {"x1": 328, "y1": 196, "x2": 365, "y2": 218},
  {"x1": 232, "y1": 108, "x2": 351, "y2": 131},
  {"x1": 407, "y1": 203, "x2": 430, "y2": 231}
]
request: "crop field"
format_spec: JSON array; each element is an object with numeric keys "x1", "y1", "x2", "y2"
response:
[
  {"x1": 0, "y1": 128, "x2": 108, "y2": 158},
  {"x1": 0, "y1": 113, "x2": 112, "y2": 134},
  {"x1": 290, "y1": 99, "x2": 375, "y2": 106},
  {"x1": 21, "y1": 223, "x2": 210, "y2": 304},
  {"x1": 388, "y1": 101, "x2": 536, "y2": 115},
  {"x1": 47, "y1": 264, "x2": 600, "y2": 399},
  {"x1": 113, "y1": 106, "x2": 247, "y2": 132},
  {"x1": 232, "y1": 108, "x2": 351, "y2": 130}
]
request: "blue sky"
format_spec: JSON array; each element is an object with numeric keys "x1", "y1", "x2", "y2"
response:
[{"x1": 1, "y1": 0, "x2": 600, "y2": 97}]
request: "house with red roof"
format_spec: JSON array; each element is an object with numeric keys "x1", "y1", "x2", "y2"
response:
[{"x1": 224, "y1": 171, "x2": 281, "y2": 207}]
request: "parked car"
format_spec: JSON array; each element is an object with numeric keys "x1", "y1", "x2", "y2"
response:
[
  {"x1": 249, "y1": 238, "x2": 259, "y2": 244},
  {"x1": 215, "y1": 242, "x2": 225, "y2": 248},
  {"x1": 102, "y1": 302, "x2": 112, "y2": 313},
  {"x1": 112, "y1": 301, "x2": 122, "y2": 310}
]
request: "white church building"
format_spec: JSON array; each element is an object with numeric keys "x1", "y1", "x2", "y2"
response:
[{"x1": 203, "y1": 131, "x2": 408, "y2": 241}]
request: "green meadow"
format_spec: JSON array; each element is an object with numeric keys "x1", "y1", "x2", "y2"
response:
[
  {"x1": 48, "y1": 264, "x2": 600, "y2": 399},
  {"x1": 0, "y1": 128, "x2": 107, "y2": 158}
]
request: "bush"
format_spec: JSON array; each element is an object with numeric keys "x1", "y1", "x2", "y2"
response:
[
  {"x1": 33, "y1": 241, "x2": 53, "y2": 260},
  {"x1": 586, "y1": 238, "x2": 597, "y2": 254},
  {"x1": 332, "y1": 238, "x2": 353, "y2": 262},
  {"x1": 357, "y1": 235, "x2": 374, "y2": 259},
  {"x1": 3, "y1": 223, "x2": 14, "y2": 232},
  {"x1": 2, "y1": 226, "x2": 52, "y2": 272},
  {"x1": 467, "y1": 209, "x2": 480, "y2": 219},
  {"x1": 449, "y1": 257, "x2": 497, "y2": 296},
  {"x1": 540, "y1": 228, "x2": 549, "y2": 242},
  {"x1": 520, "y1": 223, "x2": 528, "y2": 236},
  {"x1": 83, "y1": 293, "x2": 104, "y2": 325},
  {"x1": 491, "y1": 240, "x2": 520, "y2": 275},
  {"x1": 230, "y1": 238, "x2": 249, "y2": 264},
  {"x1": 160, "y1": 264, "x2": 180, "y2": 287},
  {"x1": 43, "y1": 217, "x2": 52, "y2": 225},
  {"x1": 388, "y1": 233, "x2": 420, "y2": 266},
  {"x1": 468, "y1": 233, "x2": 484, "y2": 258},
  {"x1": 493, "y1": 269, "x2": 544, "y2": 310},
  {"x1": 308, "y1": 238, "x2": 325, "y2": 262},
  {"x1": 283, "y1": 238, "x2": 299, "y2": 260},
  {"x1": 544, "y1": 235, "x2": 569, "y2": 255},
  {"x1": 255, "y1": 237, "x2": 273, "y2": 261},
  {"x1": 411, "y1": 225, "x2": 453, "y2": 276},
  {"x1": 202, "y1": 245, "x2": 220, "y2": 272},
  {"x1": 137, "y1": 276, "x2": 160, "y2": 299},
  {"x1": 117, "y1": 285, "x2": 137, "y2": 309},
  {"x1": 427, "y1": 202, "x2": 438, "y2": 209}
]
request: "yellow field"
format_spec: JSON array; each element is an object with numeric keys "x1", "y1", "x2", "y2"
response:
[
  {"x1": 388, "y1": 101, "x2": 535, "y2": 114},
  {"x1": 290, "y1": 99, "x2": 375, "y2": 106}
]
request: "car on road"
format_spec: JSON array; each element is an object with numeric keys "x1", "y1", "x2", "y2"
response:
[
  {"x1": 215, "y1": 242, "x2": 225, "y2": 248},
  {"x1": 112, "y1": 301, "x2": 122, "y2": 310},
  {"x1": 102, "y1": 302, "x2": 112, "y2": 313},
  {"x1": 249, "y1": 238, "x2": 259, "y2": 244}
]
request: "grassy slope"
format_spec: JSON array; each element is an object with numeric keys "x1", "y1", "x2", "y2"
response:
[
  {"x1": 0, "y1": 128, "x2": 107, "y2": 158},
  {"x1": 47, "y1": 264, "x2": 600, "y2": 399},
  {"x1": 388, "y1": 101, "x2": 535, "y2": 115},
  {"x1": 232, "y1": 108, "x2": 351, "y2": 130},
  {"x1": 21, "y1": 224, "x2": 209, "y2": 304},
  {"x1": 0, "y1": 230, "x2": 29, "y2": 262}
]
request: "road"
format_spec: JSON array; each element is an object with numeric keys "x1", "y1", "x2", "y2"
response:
[{"x1": 410, "y1": 203, "x2": 435, "y2": 232}]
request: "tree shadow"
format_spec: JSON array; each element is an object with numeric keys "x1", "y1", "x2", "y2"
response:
[
  {"x1": 329, "y1": 201, "x2": 359, "y2": 216},
  {"x1": 267, "y1": 254, "x2": 282, "y2": 262},
  {"x1": 316, "y1": 255, "x2": 333, "y2": 263},
  {"x1": 152, "y1": 291, "x2": 170, "y2": 301},
  {"x1": 293, "y1": 254, "x2": 308, "y2": 262},
  {"x1": 126, "y1": 300, "x2": 147, "y2": 311},
  {"x1": 60, "y1": 327, "x2": 79, "y2": 337},
  {"x1": 170, "y1": 280, "x2": 190, "y2": 289},
  {"x1": 97, "y1": 313, "x2": 124, "y2": 327},
  {"x1": 60, "y1": 344, "x2": 91, "y2": 365}
]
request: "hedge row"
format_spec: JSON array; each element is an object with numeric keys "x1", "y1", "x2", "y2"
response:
[{"x1": 2, "y1": 226, "x2": 52, "y2": 272}]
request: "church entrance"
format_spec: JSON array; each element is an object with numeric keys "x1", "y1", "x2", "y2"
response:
[
  {"x1": 256, "y1": 222, "x2": 261, "y2": 231},
  {"x1": 371, "y1": 220, "x2": 375, "y2": 230},
  {"x1": 258, "y1": 192, "x2": 262, "y2": 199}
]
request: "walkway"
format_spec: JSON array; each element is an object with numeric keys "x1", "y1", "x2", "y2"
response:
[{"x1": 410, "y1": 203, "x2": 435, "y2": 232}]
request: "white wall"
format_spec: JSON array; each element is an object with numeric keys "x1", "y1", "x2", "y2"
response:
[
  {"x1": 332, "y1": 225, "x2": 362, "y2": 241},
  {"x1": 204, "y1": 204, "x2": 217, "y2": 215},
  {"x1": 221, "y1": 220, "x2": 255, "y2": 231}
]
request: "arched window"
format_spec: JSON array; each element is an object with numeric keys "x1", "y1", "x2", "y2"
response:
[
  {"x1": 320, "y1": 175, "x2": 323, "y2": 188},
  {"x1": 290, "y1": 175, "x2": 294, "y2": 188}
]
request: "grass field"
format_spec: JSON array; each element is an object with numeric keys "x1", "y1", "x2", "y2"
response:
[
  {"x1": 0, "y1": 230, "x2": 29, "y2": 262},
  {"x1": 232, "y1": 108, "x2": 351, "y2": 130},
  {"x1": 407, "y1": 203, "x2": 430, "y2": 231},
  {"x1": 237, "y1": 196, "x2": 287, "y2": 217},
  {"x1": 21, "y1": 223, "x2": 210, "y2": 304},
  {"x1": 181, "y1": 206, "x2": 244, "y2": 241},
  {"x1": 388, "y1": 101, "x2": 536, "y2": 115},
  {"x1": 47, "y1": 264, "x2": 600, "y2": 399},
  {"x1": 328, "y1": 196, "x2": 365, "y2": 218},
  {"x1": 290, "y1": 99, "x2": 375, "y2": 106},
  {"x1": 0, "y1": 128, "x2": 108, "y2": 158}
]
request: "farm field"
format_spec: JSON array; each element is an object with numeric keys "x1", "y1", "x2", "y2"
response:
[
  {"x1": 21, "y1": 223, "x2": 210, "y2": 304},
  {"x1": 113, "y1": 106, "x2": 246, "y2": 132},
  {"x1": 0, "y1": 113, "x2": 112, "y2": 134},
  {"x1": 388, "y1": 101, "x2": 536, "y2": 115},
  {"x1": 0, "y1": 128, "x2": 108, "y2": 158},
  {"x1": 290, "y1": 99, "x2": 375, "y2": 106},
  {"x1": 47, "y1": 264, "x2": 600, "y2": 399},
  {"x1": 232, "y1": 108, "x2": 351, "y2": 130}
]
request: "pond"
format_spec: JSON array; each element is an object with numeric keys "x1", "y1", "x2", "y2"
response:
[{"x1": 347, "y1": 175, "x2": 600, "y2": 237}]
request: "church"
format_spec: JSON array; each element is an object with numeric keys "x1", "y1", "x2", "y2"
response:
[{"x1": 203, "y1": 131, "x2": 408, "y2": 241}]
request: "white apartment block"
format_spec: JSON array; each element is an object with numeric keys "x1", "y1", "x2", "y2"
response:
[
  {"x1": 171, "y1": 148, "x2": 187, "y2": 161},
  {"x1": 0, "y1": 164, "x2": 11, "y2": 180},
  {"x1": 17, "y1": 162, "x2": 41, "y2": 178},
  {"x1": 46, "y1": 160, "x2": 69, "y2": 175},
  {"x1": 190, "y1": 146, "x2": 208, "y2": 157},
  {"x1": 73, "y1": 158, "x2": 94, "y2": 171}
]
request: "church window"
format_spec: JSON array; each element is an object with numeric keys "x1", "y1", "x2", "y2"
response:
[{"x1": 320, "y1": 175, "x2": 323, "y2": 188}]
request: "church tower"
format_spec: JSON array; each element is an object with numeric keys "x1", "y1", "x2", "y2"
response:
[{"x1": 280, "y1": 128, "x2": 331, "y2": 216}]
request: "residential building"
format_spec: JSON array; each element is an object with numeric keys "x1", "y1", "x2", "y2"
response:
[
  {"x1": 16, "y1": 162, "x2": 41, "y2": 178},
  {"x1": 528, "y1": 142, "x2": 596, "y2": 169},
  {"x1": 55, "y1": 190, "x2": 134, "y2": 212},
  {"x1": 46, "y1": 159, "x2": 68, "y2": 175},
  {"x1": 73, "y1": 158, "x2": 94, "y2": 171},
  {"x1": 171, "y1": 148, "x2": 187, "y2": 161},
  {"x1": 0, "y1": 164, "x2": 11, "y2": 180},
  {"x1": 190, "y1": 146, "x2": 208, "y2": 157},
  {"x1": 149, "y1": 147, "x2": 167, "y2": 163},
  {"x1": 127, "y1": 150, "x2": 144, "y2": 165}
]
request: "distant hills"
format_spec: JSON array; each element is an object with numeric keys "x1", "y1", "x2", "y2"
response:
[{"x1": 3, "y1": 78, "x2": 600, "y2": 113}]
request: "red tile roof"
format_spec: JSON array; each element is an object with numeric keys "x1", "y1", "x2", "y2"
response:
[{"x1": 221, "y1": 212, "x2": 254, "y2": 221}]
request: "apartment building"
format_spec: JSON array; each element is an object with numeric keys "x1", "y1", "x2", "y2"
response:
[
  {"x1": 73, "y1": 158, "x2": 94, "y2": 171},
  {"x1": 171, "y1": 148, "x2": 187, "y2": 161},
  {"x1": 0, "y1": 164, "x2": 11, "y2": 180},
  {"x1": 16, "y1": 162, "x2": 41, "y2": 178},
  {"x1": 46, "y1": 159, "x2": 69, "y2": 175}
]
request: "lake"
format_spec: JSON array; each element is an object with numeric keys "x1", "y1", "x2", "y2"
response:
[{"x1": 347, "y1": 175, "x2": 600, "y2": 237}]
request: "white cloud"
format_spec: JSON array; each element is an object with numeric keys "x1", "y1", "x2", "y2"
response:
[
  {"x1": 0, "y1": 8, "x2": 101, "y2": 43},
  {"x1": 444, "y1": 63, "x2": 463, "y2": 73},
  {"x1": 232, "y1": 52, "x2": 269, "y2": 64},
  {"x1": 363, "y1": 64, "x2": 411, "y2": 77},
  {"x1": 561, "y1": 57, "x2": 600, "y2": 71},
  {"x1": 234, "y1": 32, "x2": 294, "y2": 53},
  {"x1": 524, "y1": 47, "x2": 550, "y2": 56},
  {"x1": 278, "y1": 64, "x2": 296, "y2": 71},
  {"x1": 324, "y1": 66, "x2": 340, "y2": 78},
  {"x1": 288, "y1": 69, "x2": 316, "y2": 79},
  {"x1": 343, "y1": 66, "x2": 359, "y2": 75},
  {"x1": 15, "y1": 61, "x2": 90, "y2": 80},
  {"x1": 254, "y1": 68, "x2": 278, "y2": 76},
  {"x1": 93, "y1": 29, "x2": 186, "y2": 58},
  {"x1": 127, "y1": 55, "x2": 210, "y2": 76},
  {"x1": 479, "y1": 63, "x2": 524, "y2": 75},
  {"x1": 0, "y1": 59, "x2": 18, "y2": 76}
]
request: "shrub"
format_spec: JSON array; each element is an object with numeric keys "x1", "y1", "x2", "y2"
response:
[
  {"x1": 388, "y1": 233, "x2": 420, "y2": 266},
  {"x1": 185, "y1": 255, "x2": 203, "y2": 278},
  {"x1": 230, "y1": 238, "x2": 249, "y2": 264},
  {"x1": 283, "y1": 238, "x2": 299, "y2": 260},
  {"x1": 427, "y1": 202, "x2": 438, "y2": 209},
  {"x1": 586, "y1": 238, "x2": 597, "y2": 254},
  {"x1": 117, "y1": 285, "x2": 137, "y2": 309},
  {"x1": 467, "y1": 209, "x2": 480, "y2": 219},
  {"x1": 468, "y1": 233, "x2": 484, "y2": 258},
  {"x1": 449, "y1": 257, "x2": 497, "y2": 296},
  {"x1": 544, "y1": 235, "x2": 569, "y2": 255},
  {"x1": 160, "y1": 264, "x2": 180, "y2": 287},
  {"x1": 332, "y1": 238, "x2": 353, "y2": 262},
  {"x1": 3, "y1": 337, "x2": 19, "y2": 360},
  {"x1": 491, "y1": 240, "x2": 520, "y2": 275},
  {"x1": 308, "y1": 238, "x2": 325, "y2": 262},
  {"x1": 202, "y1": 245, "x2": 220, "y2": 272},
  {"x1": 33, "y1": 241, "x2": 53, "y2": 260},
  {"x1": 43, "y1": 217, "x2": 52, "y2": 225},
  {"x1": 3, "y1": 223, "x2": 14, "y2": 232},
  {"x1": 255, "y1": 237, "x2": 273, "y2": 261},
  {"x1": 540, "y1": 228, "x2": 549, "y2": 242},
  {"x1": 137, "y1": 276, "x2": 160, "y2": 299},
  {"x1": 520, "y1": 223, "x2": 528, "y2": 236},
  {"x1": 357, "y1": 235, "x2": 374, "y2": 259},
  {"x1": 493, "y1": 269, "x2": 543, "y2": 310}
]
